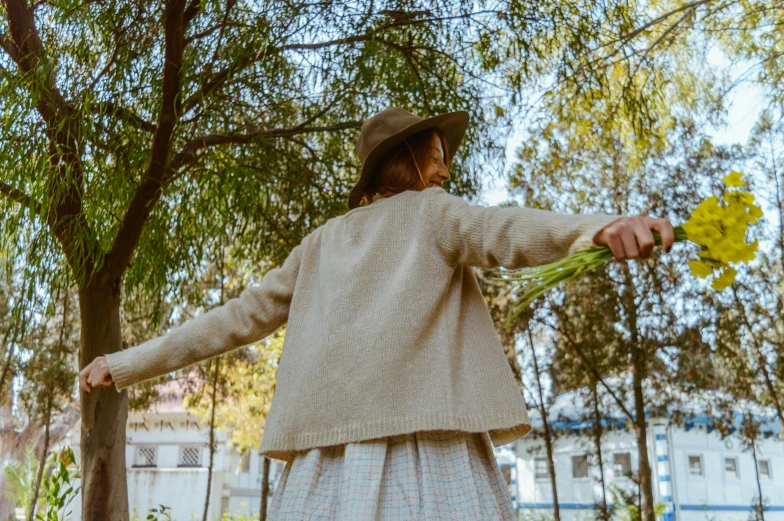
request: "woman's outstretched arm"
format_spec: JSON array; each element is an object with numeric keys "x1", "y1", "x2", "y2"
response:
[
  {"x1": 80, "y1": 240, "x2": 305, "y2": 393},
  {"x1": 426, "y1": 187, "x2": 671, "y2": 269}
]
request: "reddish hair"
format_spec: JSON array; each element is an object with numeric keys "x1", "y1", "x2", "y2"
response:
[{"x1": 358, "y1": 128, "x2": 451, "y2": 207}]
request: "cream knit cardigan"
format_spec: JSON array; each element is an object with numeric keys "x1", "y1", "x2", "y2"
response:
[{"x1": 105, "y1": 186, "x2": 622, "y2": 461}]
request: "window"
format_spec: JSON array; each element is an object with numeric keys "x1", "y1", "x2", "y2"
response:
[
  {"x1": 724, "y1": 457, "x2": 738, "y2": 478},
  {"x1": 534, "y1": 457, "x2": 549, "y2": 479},
  {"x1": 133, "y1": 446, "x2": 157, "y2": 468},
  {"x1": 613, "y1": 452, "x2": 632, "y2": 477},
  {"x1": 688, "y1": 455, "x2": 703, "y2": 476},
  {"x1": 759, "y1": 460, "x2": 771, "y2": 479},
  {"x1": 572, "y1": 455, "x2": 588, "y2": 478},
  {"x1": 179, "y1": 446, "x2": 201, "y2": 467}
]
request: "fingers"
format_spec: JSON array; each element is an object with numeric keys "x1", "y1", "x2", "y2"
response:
[
  {"x1": 79, "y1": 360, "x2": 94, "y2": 393},
  {"x1": 605, "y1": 230, "x2": 626, "y2": 262},
  {"x1": 598, "y1": 216, "x2": 675, "y2": 262},
  {"x1": 650, "y1": 217, "x2": 675, "y2": 253},
  {"x1": 79, "y1": 356, "x2": 115, "y2": 393},
  {"x1": 633, "y1": 219, "x2": 656, "y2": 259},
  {"x1": 619, "y1": 222, "x2": 641, "y2": 259}
]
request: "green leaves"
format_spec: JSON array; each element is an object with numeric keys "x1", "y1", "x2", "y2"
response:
[{"x1": 36, "y1": 447, "x2": 81, "y2": 521}]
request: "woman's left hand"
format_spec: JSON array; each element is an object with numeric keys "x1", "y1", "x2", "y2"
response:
[
  {"x1": 593, "y1": 216, "x2": 675, "y2": 261},
  {"x1": 79, "y1": 356, "x2": 114, "y2": 393}
]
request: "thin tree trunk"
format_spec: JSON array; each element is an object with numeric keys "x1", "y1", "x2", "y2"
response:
[
  {"x1": 0, "y1": 339, "x2": 15, "y2": 400},
  {"x1": 751, "y1": 438, "x2": 766, "y2": 521},
  {"x1": 732, "y1": 289, "x2": 784, "y2": 433},
  {"x1": 623, "y1": 270, "x2": 656, "y2": 521},
  {"x1": 526, "y1": 325, "x2": 560, "y2": 521},
  {"x1": 203, "y1": 250, "x2": 226, "y2": 521},
  {"x1": 259, "y1": 456, "x2": 270, "y2": 521},
  {"x1": 202, "y1": 356, "x2": 221, "y2": 521},
  {"x1": 28, "y1": 395, "x2": 51, "y2": 521},
  {"x1": 591, "y1": 380, "x2": 609, "y2": 521},
  {"x1": 79, "y1": 284, "x2": 129, "y2": 521},
  {"x1": 0, "y1": 279, "x2": 29, "y2": 396}
]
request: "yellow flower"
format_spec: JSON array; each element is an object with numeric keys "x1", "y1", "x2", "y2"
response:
[
  {"x1": 748, "y1": 203, "x2": 763, "y2": 223},
  {"x1": 711, "y1": 266, "x2": 737, "y2": 290},
  {"x1": 724, "y1": 171, "x2": 745, "y2": 187},
  {"x1": 689, "y1": 260, "x2": 713, "y2": 278}
]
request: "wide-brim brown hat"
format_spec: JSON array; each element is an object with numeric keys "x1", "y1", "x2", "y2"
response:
[{"x1": 348, "y1": 107, "x2": 470, "y2": 210}]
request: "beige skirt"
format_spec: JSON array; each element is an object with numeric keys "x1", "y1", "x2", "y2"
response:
[{"x1": 267, "y1": 430, "x2": 516, "y2": 521}]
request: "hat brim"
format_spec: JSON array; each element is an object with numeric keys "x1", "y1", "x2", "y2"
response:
[{"x1": 348, "y1": 110, "x2": 470, "y2": 210}]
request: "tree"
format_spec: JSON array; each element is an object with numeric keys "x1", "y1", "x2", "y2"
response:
[
  {"x1": 0, "y1": 2, "x2": 566, "y2": 516},
  {"x1": 506, "y1": 32, "x2": 747, "y2": 515}
]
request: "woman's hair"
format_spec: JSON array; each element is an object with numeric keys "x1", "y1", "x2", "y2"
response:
[{"x1": 357, "y1": 128, "x2": 451, "y2": 207}]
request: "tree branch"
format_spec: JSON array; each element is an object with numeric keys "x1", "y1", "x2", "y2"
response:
[
  {"x1": 181, "y1": 10, "x2": 498, "y2": 115},
  {"x1": 0, "y1": 179, "x2": 42, "y2": 213},
  {"x1": 167, "y1": 120, "x2": 362, "y2": 172},
  {"x1": 93, "y1": 101, "x2": 156, "y2": 132},
  {"x1": 2, "y1": 0, "x2": 101, "y2": 277},
  {"x1": 102, "y1": 0, "x2": 192, "y2": 283},
  {"x1": 0, "y1": 32, "x2": 20, "y2": 62}
]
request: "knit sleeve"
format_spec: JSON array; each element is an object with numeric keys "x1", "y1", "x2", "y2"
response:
[
  {"x1": 104, "y1": 240, "x2": 305, "y2": 392},
  {"x1": 425, "y1": 187, "x2": 623, "y2": 269}
]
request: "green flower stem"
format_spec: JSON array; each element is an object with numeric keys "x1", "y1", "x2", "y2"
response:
[{"x1": 496, "y1": 225, "x2": 691, "y2": 327}]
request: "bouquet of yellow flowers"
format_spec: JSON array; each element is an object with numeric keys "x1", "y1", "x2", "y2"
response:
[{"x1": 497, "y1": 172, "x2": 763, "y2": 329}]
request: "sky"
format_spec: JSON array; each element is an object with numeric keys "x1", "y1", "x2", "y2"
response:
[{"x1": 478, "y1": 72, "x2": 767, "y2": 207}]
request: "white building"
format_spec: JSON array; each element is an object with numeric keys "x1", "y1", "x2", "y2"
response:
[
  {"x1": 504, "y1": 380, "x2": 784, "y2": 521},
  {"x1": 59, "y1": 376, "x2": 287, "y2": 521},
  {"x1": 54, "y1": 375, "x2": 783, "y2": 521}
]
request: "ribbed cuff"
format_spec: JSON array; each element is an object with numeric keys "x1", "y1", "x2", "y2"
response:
[
  {"x1": 568, "y1": 214, "x2": 625, "y2": 256},
  {"x1": 104, "y1": 349, "x2": 138, "y2": 392}
]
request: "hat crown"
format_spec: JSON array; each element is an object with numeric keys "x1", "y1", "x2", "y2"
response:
[{"x1": 355, "y1": 107, "x2": 424, "y2": 164}]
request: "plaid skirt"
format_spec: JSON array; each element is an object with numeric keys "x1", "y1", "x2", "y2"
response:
[{"x1": 267, "y1": 430, "x2": 516, "y2": 521}]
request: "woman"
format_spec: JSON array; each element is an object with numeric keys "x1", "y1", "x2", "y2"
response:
[{"x1": 80, "y1": 107, "x2": 674, "y2": 520}]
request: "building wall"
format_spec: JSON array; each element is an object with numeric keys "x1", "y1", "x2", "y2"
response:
[
  {"x1": 512, "y1": 421, "x2": 784, "y2": 521},
  {"x1": 57, "y1": 411, "x2": 286, "y2": 521},
  {"x1": 669, "y1": 424, "x2": 784, "y2": 520}
]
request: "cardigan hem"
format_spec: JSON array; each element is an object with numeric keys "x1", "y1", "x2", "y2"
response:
[{"x1": 259, "y1": 412, "x2": 533, "y2": 462}]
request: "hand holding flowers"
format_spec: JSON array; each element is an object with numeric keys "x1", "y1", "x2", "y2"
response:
[
  {"x1": 592, "y1": 215, "x2": 676, "y2": 260},
  {"x1": 497, "y1": 172, "x2": 763, "y2": 330}
]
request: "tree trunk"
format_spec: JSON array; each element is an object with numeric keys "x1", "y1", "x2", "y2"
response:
[
  {"x1": 751, "y1": 438, "x2": 766, "y2": 521},
  {"x1": 78, "y1": 284, "x2": 129, "y2": 521},
  {"x1": 28, "y1": 395, "x2": 51, "y2": 521},
  {"x1": 526, "y1": 326, "x2": 560, "y2": 521},
  {"x1": 259, "y1": 456, "x2": 270, "y2": 521},
  {"x1": 203, "y1": 357, "x2": 220, "y2": 521},
  {"x1": 591, "y1": 380, "x2": 609, "y2": 521},
  {"x1": 623, "y1": 269, "x2": 655, "y2": 521}
]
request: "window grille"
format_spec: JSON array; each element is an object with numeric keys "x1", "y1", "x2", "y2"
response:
[
  {"x1": 133, "y1": 446, "x2": 157, "y2": 468},
  {"x1": 179, "y1": 446, "x2": 201, "y2": 467}
]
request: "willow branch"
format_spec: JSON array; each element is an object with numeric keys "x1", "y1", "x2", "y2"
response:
[{"x1": 93, "y1": 101, "x2": 156, "y2": 132}]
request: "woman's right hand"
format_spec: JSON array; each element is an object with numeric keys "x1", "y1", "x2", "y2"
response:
[
  {"x1": 593, "y1": 215, "x2": 675, "y2": 261},
  {"x1": 79, "y1": 356, "x2": 114, "y2": 393}
]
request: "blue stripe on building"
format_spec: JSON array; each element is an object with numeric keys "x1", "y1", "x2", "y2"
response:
[{"x1": 519, "y1": 503, "x2": 784, "y2": 511}]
